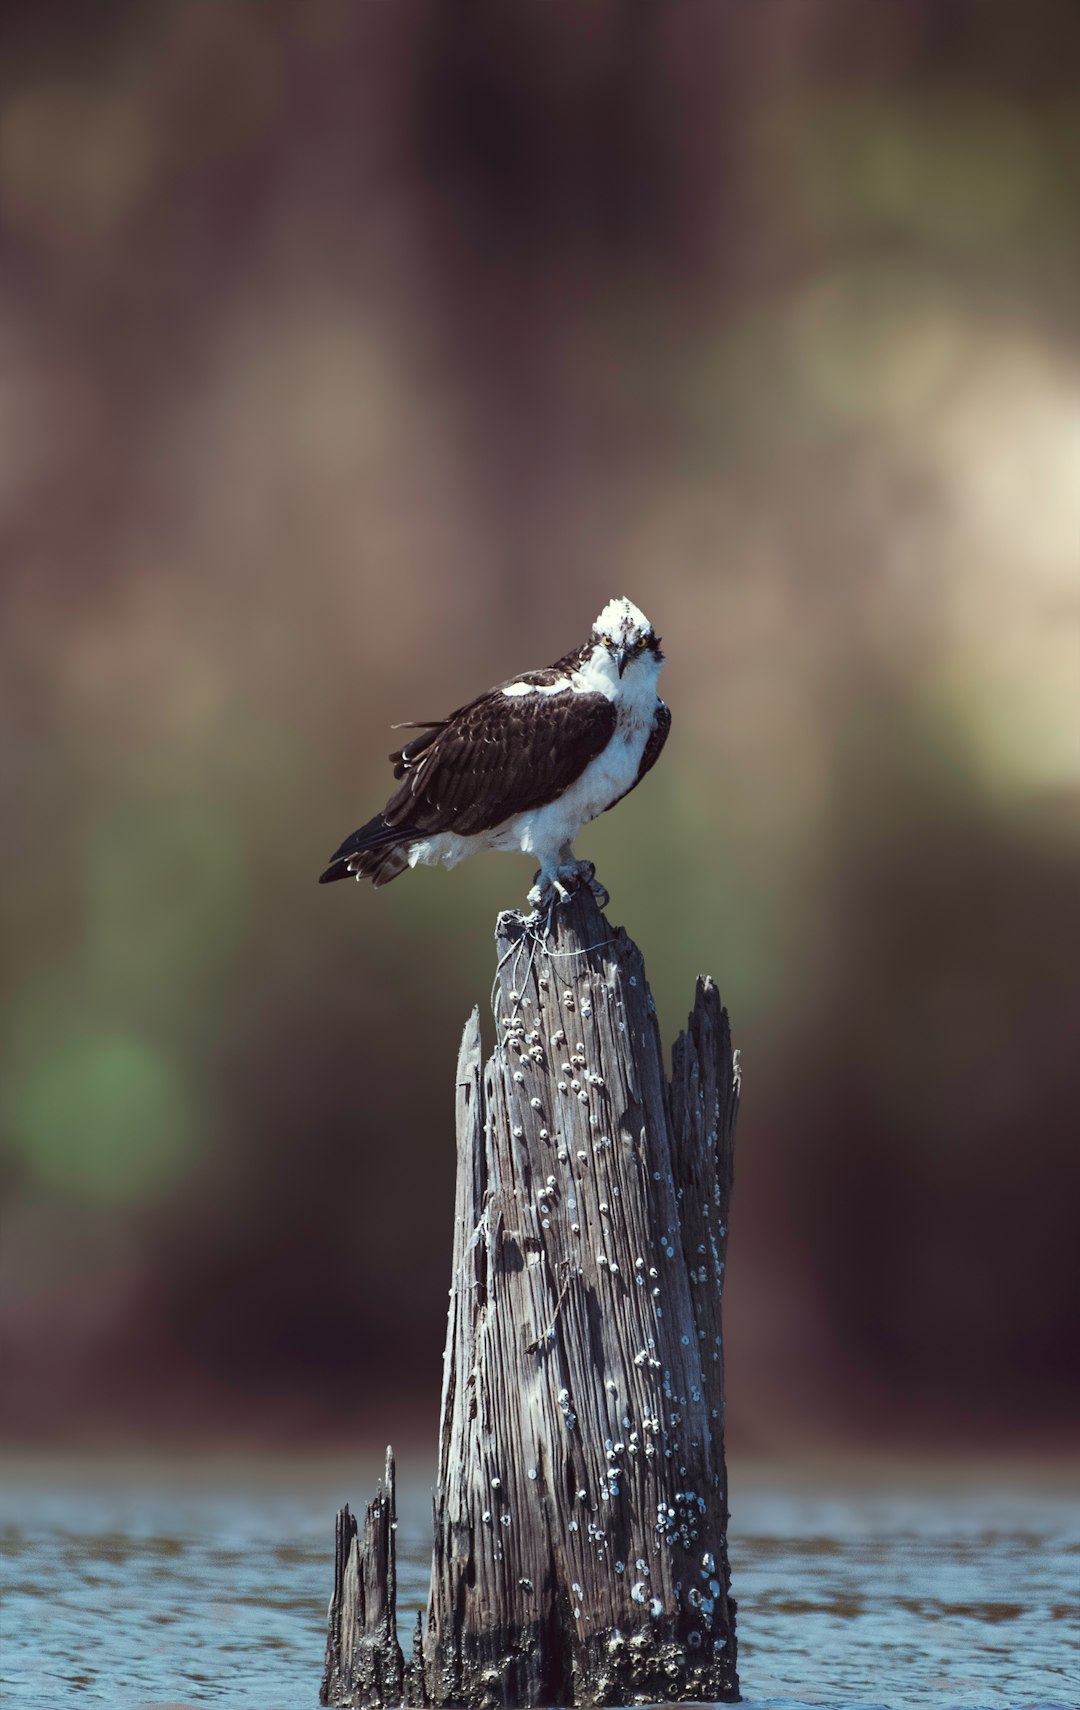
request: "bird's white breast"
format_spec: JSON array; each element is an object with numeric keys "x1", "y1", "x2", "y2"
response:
[{"x1": 507, "y1": 652, "x2": 661, "y2": 855}]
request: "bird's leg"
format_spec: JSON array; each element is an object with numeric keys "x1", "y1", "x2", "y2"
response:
[
  {"x1": 555, "y1": 845, "x2": 609, "y2": 910},
  {"x1": 554, "y1": 842, "x2": 584, "y2": 892},
  {"x1": 526, "y1": 879, "x2": 568, "y2": 945},
  {"x1": 527, "y1": 847, "x2": 608, "y2": 931},
  {"x1": 527, "y1": 856, "x2": 572, "y2": 921}
]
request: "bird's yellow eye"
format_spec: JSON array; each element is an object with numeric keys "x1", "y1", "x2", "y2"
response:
[
  {"x1": 602, "y1": 634, "x2": 614, "y2": 648},
  {"x1": 636, "y1": 636, "x2": 647, "y2": 650}
]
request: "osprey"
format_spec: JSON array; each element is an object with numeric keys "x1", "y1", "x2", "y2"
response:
[{"x1": 319, "y1": 596, "x2": 670, "y2": 908}]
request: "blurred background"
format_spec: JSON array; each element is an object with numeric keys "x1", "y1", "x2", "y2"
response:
[{"x1": 1, "y1": 0, "x2": 1077, "y2": 1463}]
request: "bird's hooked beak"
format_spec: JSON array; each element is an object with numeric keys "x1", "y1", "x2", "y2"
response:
[{"x1": 616, "y1": 643, "x2": 631, "y2": 677}]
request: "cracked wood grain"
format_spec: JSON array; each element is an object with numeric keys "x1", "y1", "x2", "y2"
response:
[
  {"x1": 420, "y1": 889, "x2": 739, "y2": 1706},
  {"x1": 323, "y1": 888, "x2": 739, "y2": 1707},
  {"x1": 322, "y1": 1448, "x2": 405, "y2": 1708}
]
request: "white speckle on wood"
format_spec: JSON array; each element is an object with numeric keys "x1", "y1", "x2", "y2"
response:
[{"x1": 400, "y1": 901, "x2": 740, "y2": 1708}]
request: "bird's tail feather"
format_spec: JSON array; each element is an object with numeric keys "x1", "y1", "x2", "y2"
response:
[{"x1": 318, "y1": 815, "x2": 412, "y2": 885}]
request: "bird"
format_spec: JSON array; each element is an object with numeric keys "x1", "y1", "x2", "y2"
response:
[{"x1": 318, "y1": 596, "x2": 670, "y2": 911}]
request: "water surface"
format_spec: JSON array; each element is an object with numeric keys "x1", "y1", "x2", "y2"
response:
[{"x1": 1, "y1": 1458, "x2": 1076, "y2": 1710}]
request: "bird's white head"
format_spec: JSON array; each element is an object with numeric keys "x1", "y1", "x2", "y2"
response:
[{"x1": 591, "y1": 596, "x2": 664, "y2": 679}]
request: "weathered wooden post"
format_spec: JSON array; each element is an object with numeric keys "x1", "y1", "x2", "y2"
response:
[
  {"x1": 323, "y1": 887, "x2": 739, "y2": 1707},
  {"x1": 323, "y1": 1449, "x2": 406, "y2": 1708}
]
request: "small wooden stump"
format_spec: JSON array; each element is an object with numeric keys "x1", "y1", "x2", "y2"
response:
[
  {"x1": 324, "y1": 888, "x2": 740, "y2": 1707},
  {"x1": 322, "y1": 1448, "x2": 405, "y2": 1708}
]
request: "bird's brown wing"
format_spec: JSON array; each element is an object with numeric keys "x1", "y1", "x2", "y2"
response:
[{"x1": 384, "y1": 685, "x2": 618, "y2": 837}]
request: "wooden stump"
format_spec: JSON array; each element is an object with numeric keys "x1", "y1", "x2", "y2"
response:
[
  {"x1": 321, "y1": 1448, "x2": 405, "y2": 1708},
  {"x1": 324, "y1": 888, "x2": 740, "y2": 1707}
]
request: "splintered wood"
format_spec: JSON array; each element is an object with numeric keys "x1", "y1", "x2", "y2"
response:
[
  {"x1": 322, "y1": 1448, "x2": 405, "y2": 1708},
  {"x1": 323, "y1": 888, "x2": 739, "y2": 1707}
]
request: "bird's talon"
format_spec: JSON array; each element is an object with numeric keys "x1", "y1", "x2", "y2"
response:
[{"x1": 530, "y1": 858, "x2": 609, "y2": 915}]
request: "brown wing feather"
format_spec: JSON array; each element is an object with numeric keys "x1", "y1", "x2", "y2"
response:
[{"x1": 383, "y1": 685, "x2": 618, "y2": 837}]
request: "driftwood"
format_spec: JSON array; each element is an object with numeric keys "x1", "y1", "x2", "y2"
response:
[{"x1": 323, "y1": 887, "x2": 739, "y2": 1707}]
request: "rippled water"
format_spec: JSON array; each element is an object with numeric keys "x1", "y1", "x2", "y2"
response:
[{"x1": 1, "y1": 1459, "x2": 1076, "y2": 1710}]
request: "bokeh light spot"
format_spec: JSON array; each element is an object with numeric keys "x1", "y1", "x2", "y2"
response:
[
  {"x1": 800, "y1": 95, "x2": 1056, "y2": 250},
  {"x1": 0, "y1": 84, "x2": 157, "y2": 242},
  {"x1": 789, "y1": 266, "x2": 966, "y2": 424},
  {"x1": 7, "y1": 1034, "x2": 197, "y2": 1205}
]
